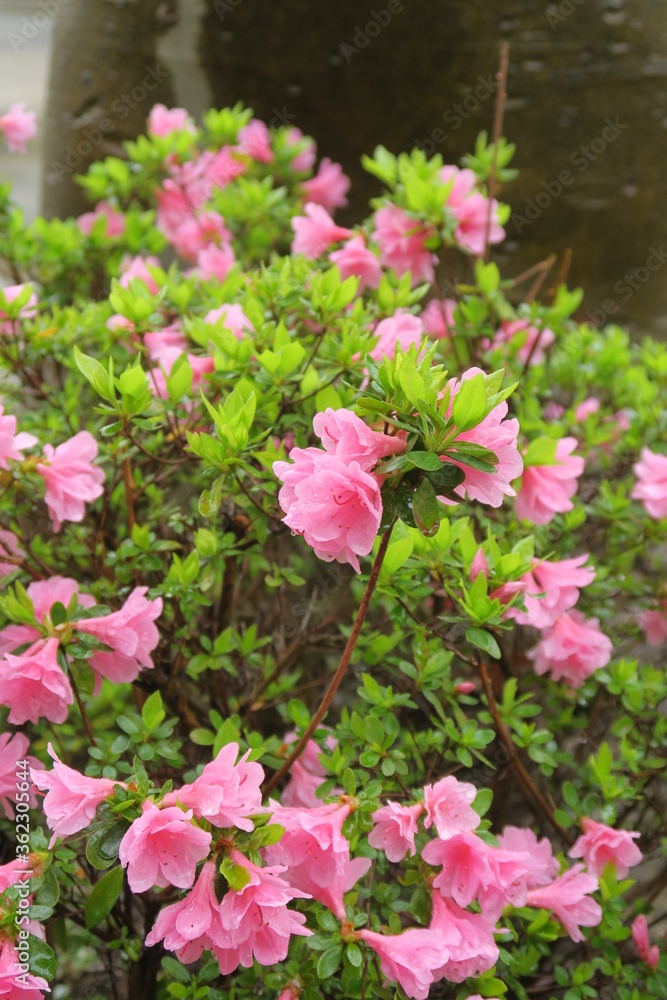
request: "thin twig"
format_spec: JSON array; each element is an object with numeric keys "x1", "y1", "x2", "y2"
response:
[
  {"x1": 483, "y1": 41, "x2": 510, "y2": 262},
  {"x1": 70, "y1": 674, "x2": 97, "y2": 747}
]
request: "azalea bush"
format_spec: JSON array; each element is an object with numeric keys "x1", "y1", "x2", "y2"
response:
[{"x1": 0, "y1": 98, "x2": 665, "y2": 1000}]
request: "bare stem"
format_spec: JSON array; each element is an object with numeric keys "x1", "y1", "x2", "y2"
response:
[
  {"x1": 70, "y1": 673, "x2": 97, "y2": 747},
  {"x1": 483, "y1": 41, "x2": 510, "y2": 262}
]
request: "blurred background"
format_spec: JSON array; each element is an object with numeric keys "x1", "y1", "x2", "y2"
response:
[{"x1": 2, "y1": 0, "x2": 667, "y2": 334}]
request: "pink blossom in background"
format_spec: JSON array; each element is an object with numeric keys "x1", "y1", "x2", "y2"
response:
[
  {"x1": 575, "y1": 397, "x2": 601, "y2": 422},
  {"x1": 31, "y1": 743, "x2": 118, "y2": 846},
  {"x1": 171, "y1": 147, "x2": 247, "y2": 208},
  {"x1": 640, "y1": 601, "x2": 667, "y2": 645},
  {"x1": 156, "y1": 182, "x2": 193, "y2": 242},
  {"x1": 422, "y1": 298, "x2": 457, "y2": 339},
  {"x1": 631, "y1": 448, "x2": 667, "y2": 520},
  {"x1": 147, "y1": 104, "x2": 195, "y2": 137},
  {"x1": 492, "y1": 319, "x2": 555, "y2": 366},
  {"x1": 169, "y1": 210, "x2": 232, "y2": 262},
  {"x1": 143, "y1": 327, "x2": 189, "y2": 364},
  {"x1": 214, "y1": 851, "x2": 311, "y2": 973},
  {"x1": 360, "y1": 923, "x2": 457, "y2": 1000},
  {"x1": 369, "y1": 801, "x2": 423, "y2": 862},
  {"x1": 569, "y1": 817, "x2": 642, "y2": 878},
  {"x1": 163, "y1": 743, "x2": 264, "y2": 830},
  {"x1": 631, "y1": 914, "x2": 660, "y2": 969},
  {"x1": 0, "y1": 637, "x2": 72, "y2": 724},
  {"x1": 515, "y1": 437, "x2": 584, "y2": 524},
  {"x1": 145, "y1": 860, "x2": 221, "y2": 962},
  {"x1": 526, "y1": 864, "x2": 602, "y2": 942},
  {"x1": 286, "y1": 127, "x2": 317, "y2": 172},
  {"x1": 329, "y1": 236, "x2": 382, "y2": 291},
  {"x1": 0, "y1": 939, "x2": 49, "y2": 998},
  {"x1": 0, "y1": 282, "x2": 38, "y2": 333},
  {"x1": 543, "y1": 401, "x2": 565, "y2": 421},
  {"x1": 78, "y1": 586, "x2": 162, "y2": 682},
  {"x1": 372, "y1": 205, "x2": 436, "y2": 285},
  {"x1": 454, "y1": 680, "x2": 476, "y2": 695},
  {"x1": 291, "y1": 203, "x2": 352, "y2": 258},
  {"x1": 195, "y1": 242, "x2": 236, "y2": 282},
  {"x1": 281, "y1": 732, "x2": 339, "y2": 807},
  {"x1": 0, "y1": 405, "x2": 37, "y2": 469},
  {"x1": 273, "y1": 447, "x2": 382, "y2": 572},
  {"x1": 0, "y1": 732, "x2": 40, "y2": 819},
  {"x1": 369, "y1": 312, "x2": 425, "y2": 363},
  {"x1": 77, "y1": 201, "x2": 126, "y2": 237},
  {"x1": 470, "y1": 547, "x2": 490, "y2": 582},
  {"x1": 238, "y1": 119, "x2": 274, "y2": 163},
  {"x1": 313, "y1": 407, "x2": 405, "y2": 468},
  {"x1": 204, "y1": 303, "x2": 255, "y2": 340},
  {"x1": 423, "y1": 775, "x2": 480, "y2": 839},
  {"x1": 302, "y1": 158, "x2": 350, "y2": 213},
  {"x1": 508, "y1": 554, "x2": 596, "y2": 630},
  {"x1": 528, "y1": 610, "x2": 612, "y2": 687},
  {"x1": 119, "y1": 255, "x2": 162, "y2": 294},
  {"x1": 428, "y1": 892, "x2": 499, "y2": 983},
  {"x1": 440, "y1": 165, "x2": 504, "y2": 255},
  {"x1": 119, "y1": 800, "x2": 212, "y2": 893},
  {"x1": 36, "y1": 431, "x2": 105, "y2": 532},
  {"x1": 0, "y1": 103, "x2": 37, "y2": 154},
  {"x1": 147, "y1": 347, "x2": 214, "y2": 398},
  {"x1": 440, "y1": 367, "x2": 523, "y2": 508}
]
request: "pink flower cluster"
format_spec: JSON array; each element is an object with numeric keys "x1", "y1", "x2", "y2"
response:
[
  {"x1": 440, "y1": 165, "x2": 505, "y2": 256},
  {"x1": 0, "y1": 576, "x2": 162, "y2": 723},
  {"x1": 0, "y1": 103, "x2": 36, "y2": 154},
  {"x1": 515, "y1": 437, "x2": 584, "y2": 525},
  {"x1": 632, "y1": 448, "x2": 667, "y2": 520}
]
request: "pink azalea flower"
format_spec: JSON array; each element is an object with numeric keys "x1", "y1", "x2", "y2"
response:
[
  {"x1": 204, "y1": 303, "x2": 254, "y2": 340},
  {"x1": 313, "y1": 407, "x2": 405, "y2": 468},
  {"x1": 492, "y1": 319, "x2": 555, "y2": 365},
  {"x1": 281, "y1": 732, "x2": 339, "y2": 808},
  {"x1": 544, "y1": 401, "x2": 565, "y2": 421},
  {"x1": 119, "y1": 800, "x2": 212, "y2": 893},
  {"x1": 119, "y1": 255, "x2": 162, "y2": 294},
  {"x1": 273, "y1": 447, "x2": 382, "y2": 572},
  {"x1": 169, "y1": 210, "x2": 232, "y2": 263},
  {"x1": 147, "y1": 348, "x2": 214, "y2": 398},
  {"x1": 291, "y1": 203, "x2": 352, "y2": 258},
  {"x1": 302, "y1": 158, "x2": 350, "y2": 212},
  {"x1": 77, "y1": 201, "x2": 126, "y2": 237},
  {"x1": 360, "y1": 919, "x2": 460, "y2": 1000},
  {"x1": 0, "y1": 405, "x2": 38, "y2": 470},
  {"x1": 495, "y1": 826, "x2": 560, "y2": 889},
  {"x1": 631, "y1": 914, "x2": 660, "y2": 969},
  {"x1": 171, "y1": 147, "x2": 247, "y2": 208},
  {"x1": 526, "y1": 864, "x2": 602, "y2": 942},
  {"x1": 286, "y1": 127, "x2": 317, "y2": 172},
  {"x1": 214, "y1": 851, "x2": 311, "y2": 973},
  {"x1": 470, "y1": 547, "x2": 490, "y2": 582},
  {"x1": 440, "y1": 367, "x2": 523, "y2": 507},
  {"x1": 423, "y1": 832, "x2": 496, "y2": 909},
  {"x1": 0, "y1": 283, "x2": 38, "y2": 334},
  {"x1": 28, "y1": 575, "x2": 95, "y2": 624},
  {"x1": 143, "y1": 327, "x2": 189, "y2": 363},
  {"x1": 569, "y1": 817, "x2": 642, "y2": 878},
  {"x1": 508, "y1": 554, "x2": 596, "y2": 630},
  {"x1": 422, "y1": 775, "x2": 479, "y2": 839},
  {"x1": 440, "y1": 165, "x2": 504, "y2": 255},
  {"x1": 0, "y1": 938, "x2": 49, "y2": 997},
  {"x1": 0, "y1": 858, "x2": 30, "y2": 895},
  {"x1": 0, "y1": 732, "x2": 40, "y2": 819},
  {"x1": 372, "y1": 205, "x2": 435, "y2": 285},
  {"x1": 145, "y1": 860, "x2": 221, "y2": 962},
  {"x1": 147, "y1": 104, "x2": 195, "y2": 137},
  {"x1": 156, "y1": 181, "x2": 193, "y2": 242},
  {"x1": 640, "y1": 602, "x2": 667, "y2": 645},
  {"x1": 368, "y1": 801, "x2": 423, "y2": 862},
  {"x1": 238, "y1": 119, "x2": 273, "y2": 163},
  {"x1": 632, "y1": 448, "x2": 667, "y2": 520},
  {"x1": 0, "y1": 638, "x2": 72, "y2": 725},
  {"x1": 31, "y1": 743, "x2": 118, "y2": 846},
  {"x1": 454, "y1": 680, "x2": 476, "y2": 695},
  {"x1": 515, "y1": 437, "x2": 584, "y2": 524},
  {"x1": 575, "y1": 397, "x2": 600, "y2": 422},
  {"x1": 0, "y1": 103, "x2": 37, "y2": 154},
  {"x1": 196, "y1": 242, "x2": 236, "y2": 282},
  {"x1": 528, "y1": 610, "x2": 612, "y2": 687},
  {"x1": 36, "y1": 431, "x2": 105, "y2": 532},
  {"x1": 422, "y1": 298, "x2": 457, "y2": 339},
  {"x1": 428, "y1": 892, "x2": 498, "y2": 982},
  {"x1": 369, "y1": 312, "x2": 425, "y2": 362},
  {"x1": 329, "y1": 236, "x2": 382, "y2": 291},
  {"x1": 163, "y1": 742, "x2": 264, "y2": 830}
]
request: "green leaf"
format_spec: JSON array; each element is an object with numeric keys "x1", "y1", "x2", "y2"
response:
[
  {"x1": 142, "y1": 690, "x2": 166, "y2": 731},
  {"x1": 86, "y1": 821, "x2": 128, "y2": 870},
  {"x1": 424, "y1": 461, "x2": 465, "y2": 497},
  {"x1": 27, "y1": 937, "x2": 57, "y2": 980},
  {"x1": 466, "y1": 626, "x2": 501, "y2": 660},
  {"x1": 409, "y1": 451, "x2": 442, "y2": 472},
  {"x1": 73, "y1": 346, "x2": 115, "y2": 401},
  {"x1": 346, "y1": 942, "x2": 363, "y2": 968},
  {"x1": 452, "y1": 372, "x2": 486, "y2": 432},
  {"x1": 413, "y1": 478, "x2": 440, "y2": 536},
  {"x1": 85, "y1": 866, "x2": 124, "y2": 929},
  {"x1": 219, "y1": 857, "x2": 252, "y2": 891},
  {"x1": 524, "y1": 436, "x2": 559, "y2": 467},
  {"x1": 317, "y1": 944, "x2": 343, "y2": 979}
]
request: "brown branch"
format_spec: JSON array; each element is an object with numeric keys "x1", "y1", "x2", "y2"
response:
[
  {"x1": 263, "y1": 520, "x2": 396, "y2": 797},
  {"x1": 483, "y1": 41, "x2": 510, "y2": 262},
  {"x1": 70, "y1": 673, "x2": 97, "y2": 747}
]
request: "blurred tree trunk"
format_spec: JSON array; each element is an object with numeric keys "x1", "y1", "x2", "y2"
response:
[{"x1": 41, "y1": 0, "x2": 176, "y2": 219}]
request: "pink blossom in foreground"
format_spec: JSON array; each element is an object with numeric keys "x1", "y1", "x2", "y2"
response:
[
  {"x1": 329, "y1": 236, "x2": 382, "y2": 291},
  {"x1": 273, "y1": 447, "x2": 382, "y2": 572},
  {"x1": 422, "y1": 298, "x2": 457, "y2": 339},
  {"x1": 569, "y1": 817, "x2": 642, "y2": 878},
  {"x1": 163, "y1": 742, "x2": 264, "y2": 831},
  {"x1": 632, "y1": 448, "x2": 667, "y2": 520},
  {"x1": 302, "y1": 158, "x2": 350, "y2": 213},
  {"x1": 0, "y1": 103, "x2": 37, "y2": 154},
  {"x1": 640, "y1": 600, "x2": 667, "y2": 645},
  {"x1": 440, "y1": 367, "x2": 523, "y2": 507},
  {"x1": 360, "y1": 923, "x2": 458, "y2": 1000},
  {"x1": 423, "y1": 832, "x2": 493, "y2": 908},
  {"x1": 372, "y1": 205, "x2": 435, "y2": 285},
  {"x1": 147, "y1": 104, "x2": 195, "y2": 137},
  {"x1": 77, "y1": 587, "x2": 162, "y2": 675},
  {"x1": 369, "y1": 312, "x2": 425, "y2": 363},
  {"x1": 492, "y1": 319, "x2": 555, "y2": 366},
  {"x1": 31, "y1": 743, "x2": 118, "y2": 846},
  {"x1": 313, "y1": 407, "x2": 405, "y2": 469},
  {"x1": 286, "y1": 127, "x2": 317, "y2": 172},
  {"x1": 526, "y1": 864, "x2": 602, "y2": 942},
  {"x1": 291, "y1": 203, "x2": 352, "y2": 258},
  {"x1": 423, "y1": 775, "x2": 480, "y2": 839},
  {"x1": 369, "y1": 801, "x2": 423, "y2": 862},
  {"x1": 0, "y1": 638, "x2": 72, "y2": 725},
  {"x1": 204, "y1": 303, "x2": 255, "y2": 340},
  {"x1": 119, "y1": 800, "x2": 212, "y2": 893},
  {"x1": 508, "y1": 554, "x2": 596, "y2": 630},
  {"x1": 36, "y1": 431, "x2": 105, "y2": 532},
  {"x1": 0, "y1": 938, "x2": 49, "y2": 998},
  {"x1": 77, "y1": 201, "x2": 126, "y2": 237},
  {"x1": 119, "y1": 255, "x2": 162, "y2": 294},
  {"x1": 0, "y1": 405, "x2": 37, "y2": 469},
  {"x1": 440, "y1": 165, "x2": 504, "y2": 255},
  {"x1": 0, "y1": 732, "x2": 40, "y2": 819},
  {"x1": 515, "y1": 437, "x2": 584, "y2": 525},
  {"x1": 428, "y1": 892, "x2": 499, "y2": 983},
  {"x1": 528, "y1": 610, "x2": 612, "y2": 687},
  {"x1": 195, "y1": 242, "x2": 236, "y2": 282},
  {"x1": 145, "y1": 860, "x2": 221, "y2": 962},
  {"x1": 631, "y1": 914, "x2": 660, "y2": 969},
  {"x1": 238, "y1": 119, "x2": 274, "y2": 163},
  {"x1": 28, "y1": 575, "x2": 94, "y2": 624},
  {"x1": 495, "y1": 826, "x2": 560, "y2": 889}
]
